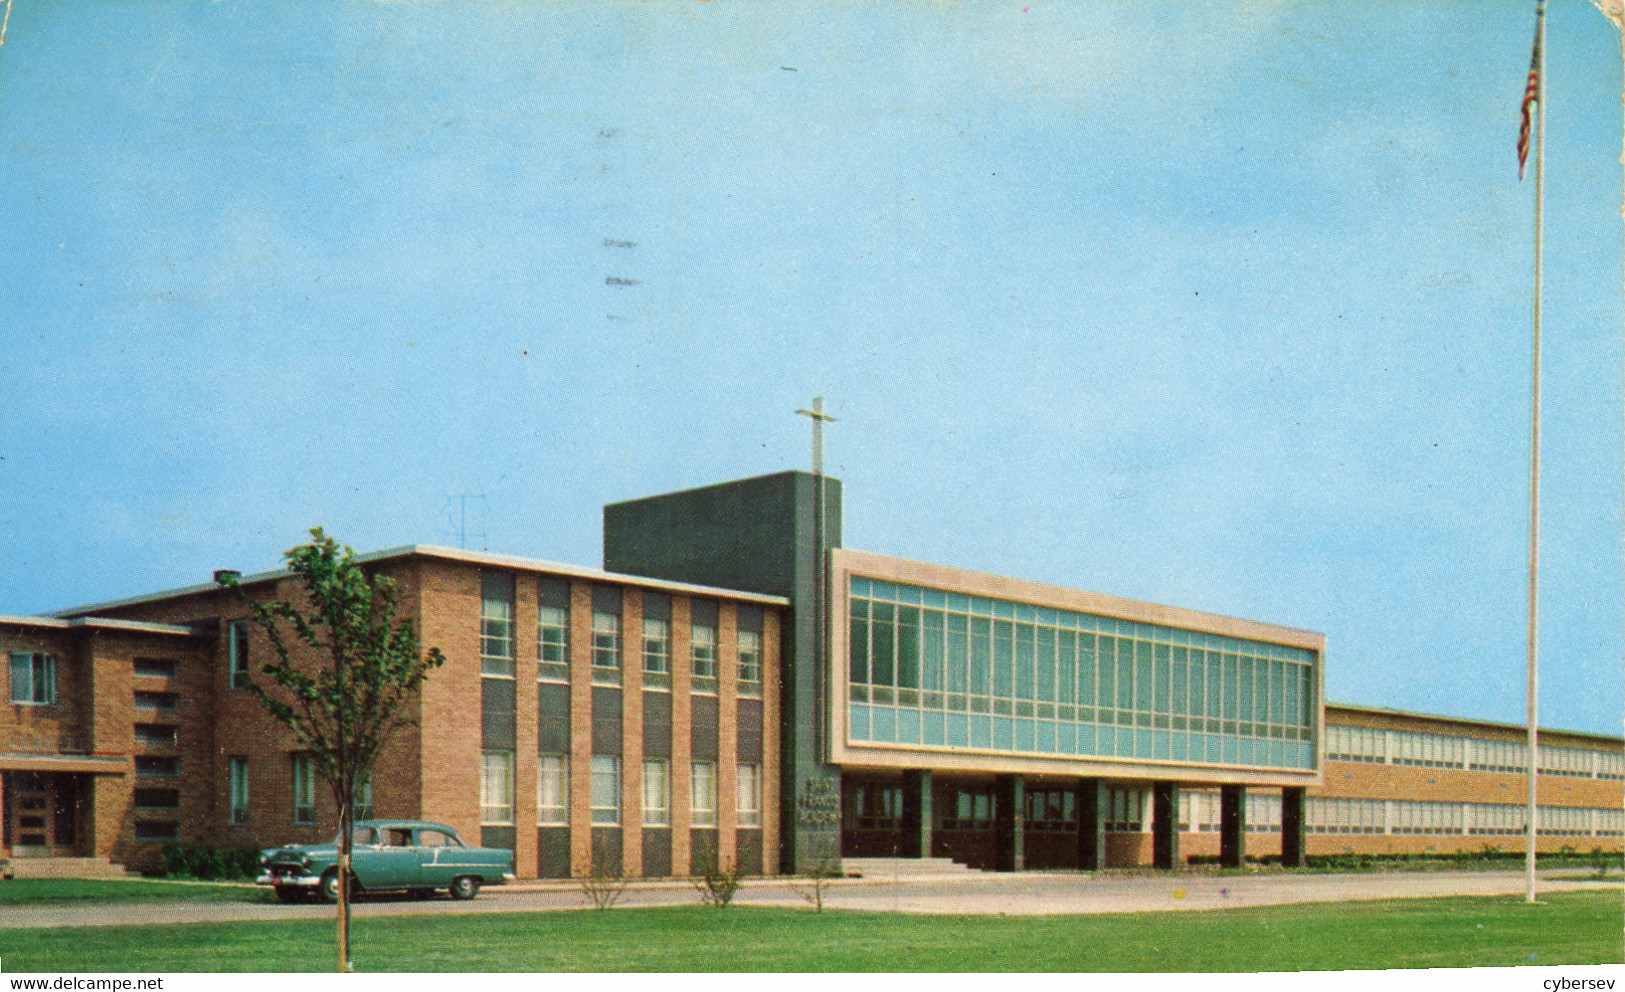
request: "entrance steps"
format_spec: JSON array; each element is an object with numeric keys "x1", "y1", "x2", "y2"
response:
[
  {"x1": 2, "y1": 856, "x2": 131, "y2": 880},
  {"x1": 842, "y1": 857, "x2": 984, "y2": 879}
]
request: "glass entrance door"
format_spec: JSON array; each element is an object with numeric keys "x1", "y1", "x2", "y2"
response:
[{"x1": 4, "y1": 772, "x2": 80, "y2": 856}]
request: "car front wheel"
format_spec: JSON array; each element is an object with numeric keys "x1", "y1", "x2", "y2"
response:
[
  {"x1": 448, "y1": 875, "x2": 481, "y2": 900},
  {"x1": 319, "y1": 869, "x2": 357, "y2": 904}
]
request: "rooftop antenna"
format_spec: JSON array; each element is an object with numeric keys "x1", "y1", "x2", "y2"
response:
[
  {"x1": 796, "y1": 398, "x2": 837, "y2": 763},
  {"x1": 440, "y1": 493, "x2": 489, "y2": 551}
]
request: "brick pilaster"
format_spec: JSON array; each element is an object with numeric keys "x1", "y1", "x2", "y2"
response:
[
  {"x1": 568, "y1": 581, "x2": 594, "y2": 876},
  {"x1": 718, "y1": 603, "x2": 738, "y2": 870},
  {"x1": 670, "y1": 597, "x2": 693, "y2": 875},
  {"x1": 513, "y1": 577, "x2": 539, "y2": 879},
  {"x1": 761, "y1": 607, "x2": 781, "y2": 876},
  {"x1": 620, "y1": 590, "x2": 644, "y2": 877}
]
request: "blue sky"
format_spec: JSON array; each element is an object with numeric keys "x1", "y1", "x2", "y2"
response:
[{"x1": 2, "y1": 1, "x2": 1620, "y2": 734}]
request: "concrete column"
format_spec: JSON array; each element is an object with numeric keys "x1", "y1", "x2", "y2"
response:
[
  {"x1": 900, "y1": 769, "x2": 932, "y2": 858},
  {"x1": 1076, "y1": 778, "x2": 1107, "y2": 870},
  {"x1": 994, "y1": 774, "x2": 1024, "y2": 872},
  {"x1": 1219, "y1": 784, "x2": 1246, "y2": 868},
  {"x1": 1280, "y1": 786, "x2": 1306, "y2": 868},
  {"x1": 1152, "y1": 781, "x2": 1180, "y2": 870}
]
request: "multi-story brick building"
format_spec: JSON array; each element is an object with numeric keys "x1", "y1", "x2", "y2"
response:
[{"x1": 1, "y1": 470, "x2": 1618, "y2": 877}]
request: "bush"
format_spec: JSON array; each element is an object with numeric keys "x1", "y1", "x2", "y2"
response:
[{"x1": 162, "y1": 845, "x2": 261, "y2": 880}]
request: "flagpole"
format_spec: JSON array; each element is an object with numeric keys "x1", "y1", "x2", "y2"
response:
[{"x1": 1524, "y1": 0, "x2": 1545, "y2": 907}]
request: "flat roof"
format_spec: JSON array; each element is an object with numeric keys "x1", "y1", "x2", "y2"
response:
[
  {"x1": 1328, "y1": 701, "x2": 1622, "y2": 746},
  {"x1": 0, "y1": 614, "x2": 204, "y2": 637},
  {"x1": 49, "y1": 543, "x2": 788, "y2": 619}
]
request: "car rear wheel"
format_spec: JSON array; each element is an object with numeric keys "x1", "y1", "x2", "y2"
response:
[{"x1": 448, "y1": 875, "x2": 481, "y2": 900}]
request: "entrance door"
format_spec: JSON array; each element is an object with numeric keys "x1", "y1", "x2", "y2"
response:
[
  {"x1": 841, "y1": 780, "x2": 904, "y2": 857},
  {"x1": 4, "y1": 772, "x2": 80, "y2": 856}
]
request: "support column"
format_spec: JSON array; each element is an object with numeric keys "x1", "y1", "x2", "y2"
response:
[
  {"x1": 1076, "y1": 777, "x2": 1106, "y2": 871},
  {"x1": 994, "y1": 774, "x2": 1024, "y2": 872},
  {"x1": 1219, "y1": 784, "x2": 1246, "y2": 869},
  {"x1": 1152, "y1": 782, "x2": 1180, "y2": 870},
  {"x1": 1280, "y1": 786, "x2": 1306, "y2": 868},
  {"x1": 900, "y1": 769, "x2": 932, "y2": 858}
]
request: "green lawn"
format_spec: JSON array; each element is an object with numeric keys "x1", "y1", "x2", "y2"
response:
[
  {"x1": 0, "y1": 891, "x2": 1618, "y2": 972},
  {"x1": 0, "y1": 878, "x2": 262, "y2": 906}
]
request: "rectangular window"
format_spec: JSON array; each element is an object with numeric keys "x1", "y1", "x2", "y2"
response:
[
  {"x1": 135, "y1": 756, "x2": 179, "y2": 777},
  {"x1": 292, "y1": 753, "x2": 316, "y2": 825},
  {"x1": 133, "y1": 658, "x2": 177, "y2": 679},
  {"x1": 737, "y1": 763, "x2": 761, "y2": 828},
  {"x1": 9, "y1": 652, "x2": 56, "y2": 706},
  {"x1": 591, "y1": 756, "x2": 621, "y2": 825},
  {"x1": 134, "y1": 788, "x2": 181, "y2": 809},
  {"x1": 538, "y1": 605, "x2": 569, "y2": 681},
  {"x1": 354, "y1": 775, "x2": 373, "y2": 820},
  {"x1": 737, "y1": 630, "x2": 762, "y2": 687},
  {"x1": 643, "y1": 759, "x2": 670, "y2": 826},
  {"x1": 134, "y1": 724, "x2": 177, "y2": 746},
  {"x1": 481, "y1": 750, "x2": 515, "y2": 824},
  {"x1": 690, "y1": 761, "x2": 717, "y2": 827},
  {"x1": 691, "y1": 623, "x2": 718, "y2": 681},
  {"x1": 481, "y1": 573, "x2": 516, "y2": 676},
  {"x1": 228, "y1": 619, "x2": 251, "y2": 689},
  {"x1": 229, "y1": 757, "x2": 250, "y2": 825},
  {"x1": 135, "y1": 821, "x2": 179, "y2": 842},
  {"x1": 643, "y1": 618, "x2": 670, "y2": 673},
  {"x1": 592, "y1": 612, "x2": 621, "y2": 674},
  {"x1": 134, "y1": 690, "x2": 179, "y2": 712},
  {"x1": 537, "y1": 755, "x2": 568, "y2": 825}
]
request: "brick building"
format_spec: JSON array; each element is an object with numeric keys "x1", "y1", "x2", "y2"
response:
[{"x1": 1, "y1": 470, "x2": 1619, "y2": 877}]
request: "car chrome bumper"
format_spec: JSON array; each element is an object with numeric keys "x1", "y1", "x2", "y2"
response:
[
  {"x1": 257, "y1": 873, "x2": 321, "y2": 887},
  {"x1": 500, "y1": 873, "x2": 517, "y2": 884}
]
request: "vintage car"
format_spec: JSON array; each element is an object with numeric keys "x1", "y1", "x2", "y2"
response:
[{"x1": 256, "y1": 819, "x2": 515, "y2": 902}]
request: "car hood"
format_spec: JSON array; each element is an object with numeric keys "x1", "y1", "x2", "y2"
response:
[{"x1": 262, "y1": 843, "x2": 336, "y2": 861}]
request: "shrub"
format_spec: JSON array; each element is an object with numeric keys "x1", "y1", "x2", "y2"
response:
[{"x1": 162, "y1": 845, "x2": 261, "y2": 880}]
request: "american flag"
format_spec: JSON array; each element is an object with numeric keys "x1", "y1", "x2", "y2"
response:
[{"x1": 1518, "y1": 2, "x2": 1544, "y2": 180}]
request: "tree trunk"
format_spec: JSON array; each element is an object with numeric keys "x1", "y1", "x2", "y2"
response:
[{"x1": 336, "y1": 778, "x2": 352, "y2": 973}]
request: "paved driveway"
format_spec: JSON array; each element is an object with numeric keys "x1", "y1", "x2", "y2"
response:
[{"x1": 0, "y1": 870, "x2": 1613, "y2": 930}]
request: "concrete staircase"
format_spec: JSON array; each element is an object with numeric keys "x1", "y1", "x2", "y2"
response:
[
  {"x1": 841, "y1": 857, "x2": 985, "y2": 880},
  {"x1": 2, "y1": 856, "x2": 133, "y2": 880}
]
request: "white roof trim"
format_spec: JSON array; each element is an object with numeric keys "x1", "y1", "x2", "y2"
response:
[
  {"x1": 0, "y1": 615, "x2": 202, "y2": 637},
  {"x1": 49, "y1": 543, "x2": 788, "y2": 618}
]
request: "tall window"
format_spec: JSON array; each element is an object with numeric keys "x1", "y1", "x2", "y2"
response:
[
  {"x1": 354, "y1": 775, "x2": 374, "y2": 820},
  {"x1": 228, "y1": 620, "x2": 251, "y2": 689},
  {"x1": 291, "y1": 754, "x2": 316, "y2": 825},
  {"x1": 737, "y1": 764, "x2": 761, "y2": 827},
  {"x1": 539, "y1": 606, "x2": 569, "y2": 677},
  {"x1": 643, "y1": 759, "x2": 670, "y2": 826},
  {"x1": 481, "y1": 574, "x2": 515, "y2": 676},
  {"x1": 591, "y1": 756, "x2": 621, "y2": 825},
  {"x1": 643, "y1": 618, "x2": 670, "y2": 674},
  {"x1": 9, "y1": 652, "x2": 55, "y2": 706},
  {"x1": 691, "y1": 762, "x2": 717, "y2": 827},
  {"x1": 737, "y1": 630, "x2": 762, "y2": 686},
  {"x1": 537, "y1": 755, "x2": 568, "y2": 825},
  {"x1": 591, "y1": 612, "x2": 621, "y2": 672},
  {"x1": 691, "y1": 624, "x2": 717, "y2": 680},
  {"x1": 229, "y1": 757, "x2": 250, "y2": 825},
  {"x1": 481, "y1": 751, "x2": 514, "y2": 825}
]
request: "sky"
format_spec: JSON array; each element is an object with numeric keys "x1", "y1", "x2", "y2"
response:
[{"x1": 1, "y1": 1, "x2": 1621, "y2": 735}]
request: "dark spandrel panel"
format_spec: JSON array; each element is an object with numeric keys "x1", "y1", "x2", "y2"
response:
[
  {"x1": 481, "y1": 571, "x2": 515, "y2": 602},
  {"x1": 591, "y1": 827, "x2": 622, "y2": 877},
  {"x1": 737, "y1": 698, "x2": 764, "y2": 764},
  {"x1": 691, "y1": 693, "x2": 719, "y2": 762},
  {"x1": 690, "y1": 599, "x2": 719, "y2": 628},
  {"x1": 689, "y1": 828, "x2": 719, "y2": 876},
  {"x1": 736, "y1": 603, "x2": 763, "y2": 633},
  {"x1": 642, "y1": 591, "x2": 671, "y2": 623},
  {"x1": 736, "y1": 830, "x2": 763, "y2": 875},
  {"x1": 538, "y1": 682, "x2": 571, "y2": 754},
  {"x1": 642, "y1": 828, "x2": 672, "y2": 878},
  {"x1": 592, "y1": 687, "x2": 623, "y2": 755},
  {"x1": 538, "y1": 827, "x2": 571, "y2": 878},
  {"x1": 592, "y1": 585, "x2": 623, "y2": 615},
  {"x1": 481, "y1": 826, "x2": 516, "y2": 851},
  {"x1": 482, "y1": 677, "x2": 517, "y2": 750},
  {"x1": 538, "y1": 576, "x2": 570, "y2": 610},
  {"x1": 644, "y1": 691, "x2": 672, "y2": 758}
]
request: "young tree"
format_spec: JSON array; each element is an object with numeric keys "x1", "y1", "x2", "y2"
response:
[{"x1": 218, "y1": 529, "x2": 445, "y2": 972}]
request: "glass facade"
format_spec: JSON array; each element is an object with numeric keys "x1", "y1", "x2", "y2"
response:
[{"x1": 845, "y1": 576, "x2": 1317, "y2": 770}]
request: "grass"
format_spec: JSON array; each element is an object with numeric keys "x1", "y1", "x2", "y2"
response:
[
  {"x1": 0, "y1": 878, "x2": 262, "y2": 906},
  {"x1": 0, "y1": 891, "x2": 1617, "y2": 972}
]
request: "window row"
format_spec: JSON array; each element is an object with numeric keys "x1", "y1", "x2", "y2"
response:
[
  {"x1": 1325, "y1": 725, "x2": 1623, "y2": 779},
  {"x1": 1304, "y1": 797, "x2": 1625, "y2": 837},
  {"x1": 285, "y1": 754, "x2": 371, "y2": 826},
  {"x1": 481, "y1": 751, "x2": 761, "y2": 829},
  {"x1": 849, "y1": 598, "x2": 1315, "y2": 740},
  {"x1": 1181, "y1": 791, "x2": 1282, "y2": 833},
  {"x1": 481, "y1": 573, "x2": 762, "y2": 697}
]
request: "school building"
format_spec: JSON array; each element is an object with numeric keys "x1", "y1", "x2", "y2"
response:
[{"x1": 2, "y1": 471, "x2": 1619, "y2": 876}]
